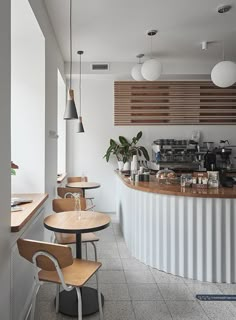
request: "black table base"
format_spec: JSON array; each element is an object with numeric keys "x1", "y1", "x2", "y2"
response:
[{"x1": 57, "y1": 287, "x2": 104, "y2": 317}]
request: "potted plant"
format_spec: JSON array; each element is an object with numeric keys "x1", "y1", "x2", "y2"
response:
[
  {"x1": 11, "y1": 161, "x2": 19, "y2": 175},
  {"x1": 104, "y1": 131, "x2": 149, "y2": 170}
]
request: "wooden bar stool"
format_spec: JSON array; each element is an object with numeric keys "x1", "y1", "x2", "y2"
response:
[
  {"x1": 52, "y1": 198, "x2": 99, "y2": 261},
  {"x1": 17, "y1": 238, "x2": 103, "y2": 320}
]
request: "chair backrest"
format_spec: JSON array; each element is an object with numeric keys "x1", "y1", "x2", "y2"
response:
[
  {"x1": 57, "y1": 186, "x2": 83, "y2": 198},
  {"x1": 17, "y1": 238, "x2": 73, "y2": 271},
  {"x1": 52, "y1": 197, "x2": 86, "y2": 213},
  {"x1": 67, "y1": 176, "x2": 88, "y2": 183}
]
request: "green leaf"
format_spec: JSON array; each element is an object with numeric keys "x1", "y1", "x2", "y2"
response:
[
  {"x1": 119, "y1": 136, "x2": 129, "y2": 145},
  {"x1": 139, "y1": 146, "x2": 150, "y2": 160},
  {"x1": 136, "y1": 131, "x2": 142, "y2": 141},
  {"x1": 132, "y1": 137, "x2": 137, "y2": 144},
  {"x1": 110, "y1": 139, "x2": 116, "y2": 146}
]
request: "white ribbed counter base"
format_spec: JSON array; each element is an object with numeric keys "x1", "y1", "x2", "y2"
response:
[{"x1": 116, "y1": 177, "x2": 236, "y2": 283}]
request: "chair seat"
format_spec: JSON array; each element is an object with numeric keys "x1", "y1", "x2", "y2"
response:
[
  {"x1": 55, "y1": 232, "x2": 99, "y2": 244},
  {"x1": 39, "y1": 258, "x2": 101, "y2": 287}
]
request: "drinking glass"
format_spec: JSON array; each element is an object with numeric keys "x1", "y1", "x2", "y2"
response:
[{"x1": 74, "y1": 194, "x2": 82, "y2": 219}]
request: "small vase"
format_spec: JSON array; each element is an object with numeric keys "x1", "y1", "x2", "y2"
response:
[
  {"x1": 123, "y1": 161, "x2": 130, "y2": 171},
  {"x1": 118, "y1": 161, "x2": 124, "y2": 171},
  {"x1": 131, "y1": 155, "x2": 138, "y2": 172}
]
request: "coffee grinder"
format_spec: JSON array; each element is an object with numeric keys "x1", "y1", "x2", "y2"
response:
[{"x1": 203, "y1": 142, "x2": 216, "y2": 171}]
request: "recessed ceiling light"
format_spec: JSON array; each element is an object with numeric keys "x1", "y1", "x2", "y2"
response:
[
  {"x1": 146, "y1": 30, "x2": 158, "y2": 36},
  {"x1": 217, "y1": 4, "x2": 232, "y2": 13}
]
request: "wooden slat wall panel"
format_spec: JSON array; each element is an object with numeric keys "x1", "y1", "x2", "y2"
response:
[{"x1": 114, "y1": 81, "x2": 236, "y2": 125}]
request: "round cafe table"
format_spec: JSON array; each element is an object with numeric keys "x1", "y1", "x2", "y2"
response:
[
  {"x1": 66, "y1": 182, "x2": 101, "y2": 197},
  {"x1": 44, "y1": 210, "x2": 110, "y2": 317}
]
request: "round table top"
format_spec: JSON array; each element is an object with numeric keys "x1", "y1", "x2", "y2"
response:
[
  {"x1": 44, "y1": 211, "x2": 110, "y2": 234},
  {"x1": 66, "y1": 182, "x2": 101, "y2": 190}
]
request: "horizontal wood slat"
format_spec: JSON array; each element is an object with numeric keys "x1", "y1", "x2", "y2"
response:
[{"x1": 114, "y1": 81, "x2": 236, "y2": 125}]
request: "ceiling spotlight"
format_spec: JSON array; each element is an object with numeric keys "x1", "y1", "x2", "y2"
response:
[
  {"x1": 131, "y1": 54, "x2": 145, "y2": 81},
  {"x1": 141, "y1": 30, "x2": 162, "y2": 81},
  {"x1": 217, "y1": 4, "x2": 232, "y2": 13},
  {"x1": 201, "y1": 41, "x2": 208, "y2": 50}
]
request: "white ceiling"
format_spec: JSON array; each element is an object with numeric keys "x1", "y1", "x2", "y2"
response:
[{"x1": 44, "y1": 0, "x2": 236, "y2": 63}]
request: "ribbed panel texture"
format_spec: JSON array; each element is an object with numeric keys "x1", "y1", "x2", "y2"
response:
[{"x1": 116, "y1": 178, "x2": 236, "y2": 283}]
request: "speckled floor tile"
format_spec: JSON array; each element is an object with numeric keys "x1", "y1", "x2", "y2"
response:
[
  {"x1": 125, "y1": 270, "x2": 155, "y2": 284},
  {"x1": 166, "y1": 301, "x2": 209, "y2": 320},
  {"x1": 158, "y1": 283, "x2": 194, "y2": 301},
  {"x1": 133, "y1": 301, "x2": 172, "y2": 320},
  {"x1": 151, "y1": 268, "x2": 184, "y2": 284},
  {"x1": 128, "y1": 283, "x2": 163, "y2": 300}
]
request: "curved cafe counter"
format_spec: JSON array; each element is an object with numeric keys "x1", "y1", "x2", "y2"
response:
[{"x1": 116, "y1": 172, "x2": 236, "y2": 283}]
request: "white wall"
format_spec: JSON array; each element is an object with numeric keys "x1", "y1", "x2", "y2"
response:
[
  {"x1": 67, "y1": 77, "x2": 236, "y2": 213},
  {"x1": 57, "y1": 69, "x2": 66, "y2": 174},
  {"x1": 11, "y1": 0, "x2": 45, "y2": 193},
  {"x1": 28, "y1": 0, "x2": 65, "y2": 220},
  {"x1": 0, "y1": 1, "x2": 11, "y2": 319},
  {"x1": 0, "y1": 1, "x2": 64, "y2": 318}
]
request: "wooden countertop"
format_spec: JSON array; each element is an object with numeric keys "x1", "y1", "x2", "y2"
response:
[
  {"x1": 11, "y1": 193, "x2": 48, "y2": 232},
  {"x1": 116, "y1": 172, "x2": 236, "y2": 199}
]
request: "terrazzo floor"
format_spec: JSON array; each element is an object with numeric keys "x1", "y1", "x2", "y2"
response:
[{"x1": 34, "y1": 219, "x2": 236, "y2": 320}]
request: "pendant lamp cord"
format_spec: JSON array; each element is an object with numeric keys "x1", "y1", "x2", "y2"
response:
[
  {"x1": 150, "y1": 35, "x2": 153, "y2": 59},
  {"x1": 79, "y1": 53, "x2": 82, "y2": 117},
  {"x1": 69, "y1": 0, "x2": 72, "y2": 90},
  {"x1": 222, "y1": 39, "x2": 225, "y2": 61}
]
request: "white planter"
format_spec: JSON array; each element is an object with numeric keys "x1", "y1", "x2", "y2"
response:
[
  {"x1": 123, "y1": 161, "x2": 130, "y2": 171},
  {"x1": 118, "y1": 161, "x2": 124, "y2": 171},
  {"x1": 131, "y1": 155, "x2": 138, "y2": 172}
]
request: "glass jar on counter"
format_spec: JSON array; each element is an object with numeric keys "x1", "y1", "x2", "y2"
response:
[
  {"x1": 207, "y1": 171, "x2": 219, "y2": 188},
  {"x1": 156, "y1": 168, "x2": 177, "y2": 184},
  {"x1": 180, "y1": 174, "x2": 193, "y2": 187}
]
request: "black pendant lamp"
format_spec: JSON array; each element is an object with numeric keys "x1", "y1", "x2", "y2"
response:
[
  {"x1": 77, "y1": 50, "x2": 85, "y2": 132},
  {"x1": 64, "y1": 0, "x2": 78, "y2": 120}
]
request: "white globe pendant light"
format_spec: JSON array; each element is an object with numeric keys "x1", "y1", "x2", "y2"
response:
[
  {"x1": 211, "y1": 61, "x2": 236, "y2": 88},
  {"x1": 142, "y1": 58, "x2": 162, "y2": 81},
  {"x1": 141, "y1": 30, "x2": 162, "y2": 81},
  {"x1": 210, "y1": 5, "x2": 236, "y2": 88},
  {"x1": 131, "y1": 54, "x2": 145, "y2": 81}
]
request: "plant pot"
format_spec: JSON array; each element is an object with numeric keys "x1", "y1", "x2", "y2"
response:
[
  {"x1": 131, "y1": 155, "x2": 138, "y2": 172},
  {"x1": 118, "y1": 161, "x2": 124, "y2": 171},
  {"x1": 123, "y1": 161, "x2": 130, "y2": 171}
]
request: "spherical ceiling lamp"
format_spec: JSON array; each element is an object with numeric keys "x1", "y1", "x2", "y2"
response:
[
  {"x1": 211, "y1": 61, "x2": 236, "y2": 88},
  {"x1": 141, "y1": 30, "x2": 162, "y2": 81},
  {"x1": 131, "y1": 54, "x2": 145, "y2": 81},
  {"x1": 141, "y1": 58, "x2": 162, "y2": 81},
  {"x1": 210, "y1": 5, "x2": 236, "y2": 88}
]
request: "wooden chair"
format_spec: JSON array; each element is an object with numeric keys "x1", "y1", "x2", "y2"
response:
[
  {"x1": 67, "y1": 176, "x2": 88, "y2": 183},
  {"x1": 57, "y1": 186, "x2": 83, "y2": 198},
  {"x1": 57, "y1": 186, "x2": 94, "y2": 207},
  {"x1": 17, "y1": 238, "x2": 103, "y2": 320},
  {"x1": 52, "y1": 198, "x2": 99, "y2": 260}
]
